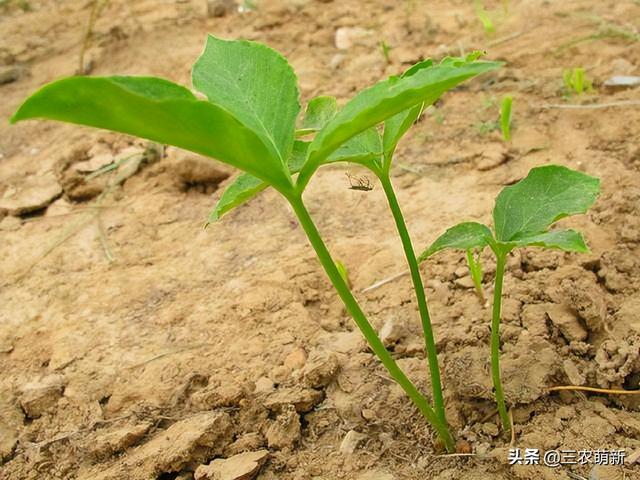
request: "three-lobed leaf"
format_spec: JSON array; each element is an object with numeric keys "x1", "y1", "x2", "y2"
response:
[{"x1": 419, "y1": 165, "x2": 600, "y2": 262}]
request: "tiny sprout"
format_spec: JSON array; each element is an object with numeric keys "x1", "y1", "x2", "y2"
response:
[
  {"x1": 380, "y1": 40, "x2": 392, "y2": 64},
  {"x1": 563, "y1": 67, "x2": 593, "y2": 96},
  {"x1": 500, "y1": 94, "x2": 513, "y2": 142},
  {"x1": 465, "y1": 248, "x2": 485, "y2": 304},
  {"x1": 474, "y1": 0, "x2": 496, "y2": 35}
]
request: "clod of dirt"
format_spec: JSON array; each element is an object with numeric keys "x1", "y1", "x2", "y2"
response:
[
  {"x1": 595, "y1": 338, "x2": 640, "y2": 386},
  {"x1": 613, "y1": 295, "x2": 640, "y2": 336},
  {"x1": 207, "y1": 0, "x2": 236, "y2": 17},
  {"x1": 476, "y1": 144, "x2": 510, "y2": 171},
  {"x1": 446, "y1": 346, "x2": 494, "y2": 400},
  {"x1": 57, "y1": 144, "x2": 153, "y2": 201},
  {"x1": 90, "y1": 422, "x2": 153, "y2": 460},
  {"x1": 167, "y1": 149, "x2": 231, "y2": 193},
  {"x1": 318, "y1": 330, "x2": 364, "y2": 354},
  {"x1": 56, "y1": 151, "x2": 111, "y2": 201},
  {"x1": 454, "y1": 275, "x2": 476, "y2": 289},
  {"x1": 265, "y1": 404, "x2": 300, "y2": 449},
  {"x1": 301, "y1": 352, "x2": 340, "y2": 388},
  {"x1": 72, "y1": 144, "x2": 119, "y2": 174},
  {"x1": 191, "y1": 382, "x2": 245, "y2": 410},
  {"x1": 283, "y1": 347, "x2": 307, "y2": 371},
  {"x1": 339, "y1": 430, "x2": 367, "y2": 455},
  {"x1": 334, "y1": 27, "x2": 374, "y2": 50},
  {"x1": 89, "y1": 412, "x2": 233, "y2": 480},
  {"x1": 261, "y1": 386, "x2": 323, "y2": 413},
  {"x1": 19, "y1": 373, "x2": 65, "y2": 418},
  {"x1": 548, "y1": 266, "x2": 606, "y2": 334},
  {"x1": 0, "y1": 65, "x2": 23, "y2": 85},
  {"x1": 224, "y1": 432, "x2": 265, "y2": 456},
  {"x1": 379, "y1": 315, "x2": 409, "y2": 347},
  {"x1": 502, "y1": 331, "x2": 561, "y2": 403},
  {"x1": 0, "y1": 172, "x2": 62, "y2": 216},
  {"x1": 562, "y1": 358, "x2": 586, "y2": 385},
  {"x1": 520, "y1": 304, "x2": 549, "y2": 338},
  {"x1": 194, "y1": 449, "x2": 268, "y2": 480},
  {"x1": 545, "y1": 304, "x2": 588, "y2": 342},
  {"x1": 253, "y1": 377, "x2": 275, "y2": 394}
]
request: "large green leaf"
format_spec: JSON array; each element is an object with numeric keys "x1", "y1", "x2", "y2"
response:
[
  {"x1": 192, "y1": 35, "x2": 300, "y2": 163},
  {"x1": 507, "y1": 229, "x2": 589, "y2": 252},
  {"x1": 11, "y1": 76, "x2": 292, "y2": 189},
  {"x1": 493, "y1": 165, "x2": 600, "y2": 242},
  {"x1": 297, "y1": 54, "x2": 502, "y2": 189},
  {"x1": 418, "y1": 222, "x2": 494, "y2": 262}
]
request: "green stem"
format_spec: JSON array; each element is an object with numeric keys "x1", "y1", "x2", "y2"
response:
[
  {"x1": 378, "y1": 175, "x2": 448, "y2": 426},
  {"x1": 491, "y1": 252, "x2": 511, "y2": 435},
  {"x1": 289, "y1": 195, "x2": 455, "y2": 452}
]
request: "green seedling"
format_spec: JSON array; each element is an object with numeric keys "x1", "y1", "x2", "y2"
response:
[
  {"x1": 475, "y1": 94, "x2": 512, "y2": 140},
  {"x1": 11, "y1": 35, "x2": 501, "y2": 452},
  {"x1": 466, "y1": 248, "x2": 485, "y2": 304},
  {"x1": 419, "y1": 165, "x2": 600, "y2": 436},
  {"x1": 380, "y1": 40, "x2": 392, "y2": 64},
  {"x1": 500, "y1": 94, "x2": 512, "y2": 141},
  {"x1": 474, "y1": 0, "x2": 496, "y2": 35},
  {"x1": 563, "y1": 68, "x2": 593, "y2": 96}
]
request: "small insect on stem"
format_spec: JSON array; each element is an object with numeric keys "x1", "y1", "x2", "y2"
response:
[{"x1": 346, "y1": 172, "x2": 374, "y2": 191}]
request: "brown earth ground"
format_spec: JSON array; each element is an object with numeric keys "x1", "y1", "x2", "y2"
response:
[{"x1": 1, "y1": 0, "x2": 640, "y2": 479}]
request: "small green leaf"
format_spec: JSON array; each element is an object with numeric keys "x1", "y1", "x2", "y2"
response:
[
  {"x1": 493, "y1": 165, "x2": 600, "y2": 242},
  {"x1": 11, "y1": 76, "x2": 292, "y2": 189},
  {"x1": 506, "y1": 229, "x2": 589, "y2": 252},
  {"x1": 206, "y1": 173, "x2": 267, "y2": 224},
  {"x1": 207, "y1": 140, "x2": 308, "y2": 223},
  {"x1": 192, "y1": 35, "x2": 301, "y2": 163},
  {"x1": 301, "y1": 96, "x2": 338, "y2": 131},
  {"x1": 298, "y1": 55, "x2": 502, "y2": 189},
  {"x1": 418, "y1": 222, "x2": 494, "y2": 262}
]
